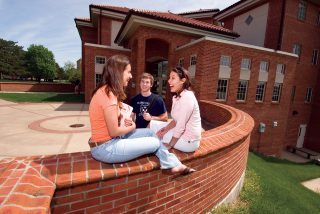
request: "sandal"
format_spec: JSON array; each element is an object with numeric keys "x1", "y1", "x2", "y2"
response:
[{"x1": 180, "y1": 167, "x2": 196, "y2": 176}]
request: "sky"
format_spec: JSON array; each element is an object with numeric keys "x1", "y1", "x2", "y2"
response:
[{"x1": 0, "y1": 0, "x2": 239, "y2": 67}]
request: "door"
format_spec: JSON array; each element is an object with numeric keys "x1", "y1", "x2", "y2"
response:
[
  {"x1": 296, "y1": 124, "x2": 307, "y2": 148},
  {"x1": 156, "y1": 61, "x2": 168, "y2": 98}
]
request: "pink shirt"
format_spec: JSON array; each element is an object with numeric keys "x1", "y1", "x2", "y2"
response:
[{"x1": 171, "y1": 89, "x2": 202, "y2": 141}]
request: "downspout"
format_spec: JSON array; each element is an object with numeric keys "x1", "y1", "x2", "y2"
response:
[{"x1": 277, "y1": 0, "x2": 286, "y2": 50}]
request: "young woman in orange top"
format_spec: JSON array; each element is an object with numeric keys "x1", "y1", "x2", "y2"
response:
[{"x1": 88, "y1": 55, "x2": 194, "y2": 175}]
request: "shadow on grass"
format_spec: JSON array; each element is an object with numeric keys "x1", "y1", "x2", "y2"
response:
[{"x1": 249, "y1": 150, "x2": 315, "y2": 166}]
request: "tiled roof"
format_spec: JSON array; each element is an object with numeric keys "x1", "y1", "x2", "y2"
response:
[
  {"x1": 130, "y1": 9, "x2": 238, "y2": 36},
  {"x1": 90, "y1": 4, "x2": 130, "y2": 13},
  {"x1": 75, "y1": 17, "x2": 91, "y2": 22},
  {"x1": 178, "y1": 8, "x2": 220, "y2": 15}
]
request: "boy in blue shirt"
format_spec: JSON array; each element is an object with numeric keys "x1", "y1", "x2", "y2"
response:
[{"x1": 131, "y1": 73, "x2": 168, "y2": 128}]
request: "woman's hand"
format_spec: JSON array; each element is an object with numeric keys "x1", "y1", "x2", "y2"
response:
[
  {"x1": 156, "y1": 127, "x2": 168, "y2": 139},
  {"x1": 124, "y1": 118, "x2": 134, "y2": 127}
]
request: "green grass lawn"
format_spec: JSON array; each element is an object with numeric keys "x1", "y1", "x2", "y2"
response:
[
  {"x1": 213, "y1": 152, "x2": 320, "y2": 214},
  {"x1": 0, "y1": 92, "x2": 84, "y2": 103}
]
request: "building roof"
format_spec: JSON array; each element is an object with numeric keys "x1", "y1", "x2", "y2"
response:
[
  {"x1": 178, "y1": 8, "x2": 220, "y2": 15},
  {"x1": 74, "y1": 17, "x2": 91, "y2": 22},
  {"x1": 90, "y1": 4, "x2": 130, "y2": 14},
  {"x1": 128, "y1": 9, "x2": 238, "y2": 36},
  {"x1": 214, "y1": 0, "x2": 262, "y2": 20}
]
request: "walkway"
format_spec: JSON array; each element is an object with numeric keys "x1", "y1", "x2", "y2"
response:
[{"x1": 0, "y1": 99, "x2": 90, "y2": 158}]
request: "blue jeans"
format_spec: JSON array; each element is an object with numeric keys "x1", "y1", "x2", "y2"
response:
[{"x1": 90, "y1": 128, "x2": 182, "y2": 169}]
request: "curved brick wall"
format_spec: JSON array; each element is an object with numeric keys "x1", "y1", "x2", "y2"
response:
[
  {"x1": 0, "y1": 101, "x2": 254, "y2": 213},
  {"x1": 0, "y1": 82, "x2": 74, "y2": 93}
]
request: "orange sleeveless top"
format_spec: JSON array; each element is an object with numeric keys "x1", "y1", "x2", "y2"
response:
[{"x1": 89, "y1": 86, "x2": 118, "y2": 142}]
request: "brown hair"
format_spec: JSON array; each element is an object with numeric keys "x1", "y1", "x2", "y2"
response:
[
  {"x1": 140, "y1": 72, "x2": 154, "y2": 86},
  {"x1": 171, "y1": 65, "x2": 192, "y2": 97},
  {"x1": 92, "y1": 55, "x2": 130, "y2": 102}
]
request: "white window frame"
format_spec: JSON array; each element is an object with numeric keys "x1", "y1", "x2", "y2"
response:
[
  {"x1": 305, "y1": 87, "x2": 313, "y2": 103},
  {"x1": 297, "y1": 0, "x2": 307, "y2": 21},
  {"x1": 272, "y1": 83, "x2": 282, "y2": 103},
  {"x1": 95, "y1": 73, "x2": 102, "y2": 87},
  {"x1": 241, "y1": 58, "x2": 251, "y2": 70},
  {"x1": 178, "y1": 58, "x2": 184, "y2": 67},
  {"x1": 260, "y1": 61, "x2": 269, "y2": 72},
  {"x1": 237, "y1": 80, "x2": 248, "y2": 101},
  {"x1": 220, "y1": 55, "x2": 231, "y2": 67},
  {"x1": 311, "y1": 49, "x2": 319, "y2": 65},
  {"x1": 216, "y1": 79, "x2": 229, "y2": 101},
  {"x1": 256, "y1": 82, "x2": 266, "y2": 102},
  {"x1": 276, "y1": 64, "x2": 285, "y2": 74},
  {"x1": 293, "y1": 44, "x2": 301, "y2": 57},
  {"x1": 95, "y1": 56, "x2": 106, "y2": 64},
  {"x1": 190, "y1": 55, "x2": 197, "y2": 66}
]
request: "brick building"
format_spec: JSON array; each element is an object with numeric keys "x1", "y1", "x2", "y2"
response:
[
  {"x1": 214, "y1": 0, "x2": 320, "y2": 153},
  {"x1": 75, "y1": 1, "x2": 319, "y2": 156}
]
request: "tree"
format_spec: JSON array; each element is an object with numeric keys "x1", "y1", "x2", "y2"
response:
[
  {"x1": 0, "y1": 38, "x2": 27, "y2": 79},
  {"x1": 25, "y1": 44, "x2": 56, "y2": 82},
  {"x1": 55, "y1": 63, "x2": 65, "y2": 80},
  {"x1": 63, "y1": 61, "x2": 81, "y2": 84}
]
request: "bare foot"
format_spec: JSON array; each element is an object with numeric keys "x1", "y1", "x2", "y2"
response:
[{"x1": 171, "y1": 164, "x2": 196, "y2": 175}]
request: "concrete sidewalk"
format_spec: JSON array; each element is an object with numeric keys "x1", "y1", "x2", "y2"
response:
[{"x1": 0, "y1": 99, "x2": 90, "y2": 158}]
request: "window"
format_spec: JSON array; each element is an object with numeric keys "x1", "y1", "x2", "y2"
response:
[
  {"x1": 220, "y1": 55, "x2": 231, "y2": 67},
  {"x1": 178, "y1": 58, "x2": 184, "y2": 67},
  {"x1": 276, "y1": 64, "x2": 285, "y2": 74},
  {"x1": 305, "y1": 87, "x2": 313, "y2": 103},
  {"x1": 312, "y1": 49, "x2": 319, "y2": 65},
  {"x1": 297, "y1": 0, "x2": 307, "y2": 21},
  {"x1": 237, "y1": 80, "x2": 248, "y2": 101},
  {"x1": 260, "y1": 61, "x2": 268, "y2": 72},
  {"x1": 272, "y1": 83, "x2": 282, "y2": 102},
  {"x1": 95, "y1": 56, "x2": 106, "y2": 64},
  {"x1": 293, "y1": 44, "x2": 301, "y2": 57},
  {"x1": 256, "y1": 82, "x2": 266, "y2": 102},
  {"x1": 216, "y1": 79, "x2": 228, "y2": 100},
  {"x1": 190, "y1": 55, "x2": 197, "y2": 66},
  {"x1": 245, "y1": 15, "x2": 253, "y2": 25},
  {"x1": 95, "y1": 74, "x2": 102, "y2": 87},
  {"x1": 241, "y1": 58, "x2": 251, "y2": 70}
]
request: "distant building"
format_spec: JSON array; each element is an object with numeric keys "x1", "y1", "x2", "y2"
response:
[
  {"x1": 76, "y1": 58, "x2": 82, "y2": 71},
  {"x1": 75, "y1": 0, "x2": 319, "y2": 156}
]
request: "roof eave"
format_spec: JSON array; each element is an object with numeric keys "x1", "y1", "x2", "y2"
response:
[
  {"x1": 115, "y1": 13, "x2": 239, "y2": 45},
  {"x1": 214, "y1": 0, "x2": 264, "y2": 20}
]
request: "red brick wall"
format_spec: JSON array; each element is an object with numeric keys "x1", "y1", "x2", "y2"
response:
[
  {"x1": 305, "y1": 73, "x2": 320, "y2": 152},
  {"x1": 145, "y1": 39, "x2": 169, "y2": 60},
  {"x1": 264, "y1": 0, "x2": 285, "y2": 49},
  {"x1": 99, "y1": 16, "x2": 112, "y2": 45},
  {"x1": 175, "y1": 39, "x2": 297, "y2": 156},
  {"x1": 49, "y1": 101, "x2": 253, "y2": 213},
  {"x1": 80, "y1": 26, "x2": 97, "y2": 44},
  {"x1": 280, "y1": 0, "x2": 320, "y2": 150},
  {"x1": 0, "y1": 82, "x2": 74, "y2": 92},
  {"x1": 0, "y1": 101, "x2": 254, "y2": 213},
  {"x1": 222, "y1": 19, "x2": 234, "y2": 30}
]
